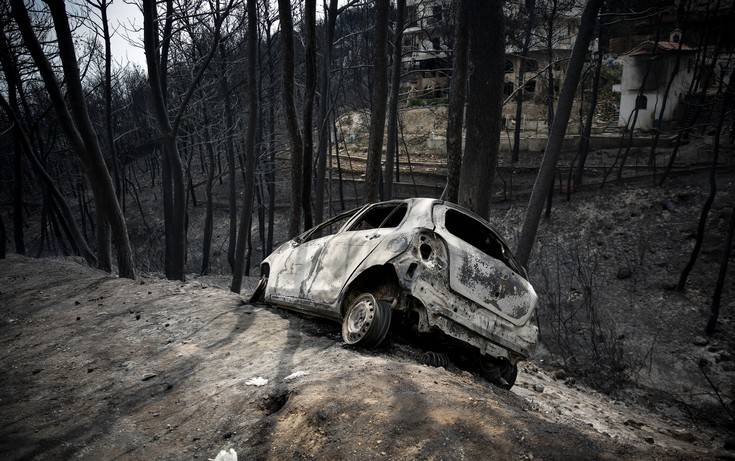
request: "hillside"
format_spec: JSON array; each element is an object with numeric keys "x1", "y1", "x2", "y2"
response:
[{"x1": 0, "y1": 255, "x2": 731, "y2": 460}]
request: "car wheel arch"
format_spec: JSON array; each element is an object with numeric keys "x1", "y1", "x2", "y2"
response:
[{"x1": 338, "y1": 264, "x2": 402, "y2": 318}]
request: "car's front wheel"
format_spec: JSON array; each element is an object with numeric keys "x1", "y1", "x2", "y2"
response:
[
  {"x1": 249, "y1": 277, "x2": 267, "y2": 304},
  {"x1": 341, "y1": 293, "x2": 392, "y2": 348}
]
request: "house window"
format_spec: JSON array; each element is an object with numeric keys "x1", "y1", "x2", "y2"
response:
[
  {"x1": 523, "y1": 59, "x2": 538, "y2": 72},
  {"x1": 431, "y1": 37, "x2": 441, "y2": 51},
  {"x1": 432, "y1": 5, "x2": 443, "y2": 21},
  {"x1": 505, "y1": 59, "x2": 514, "y2": 74},
  {"x1": 504, "y1": 81, "x2": 514, "y2": 96},
  {"x1": 670, "y1": 28, "x2": 682, "y2": 43},
  {"x1": 524, "y1": 79, "x2": 536, "y2": 93},
  {"x1": 635, "y1": 94, "x2": 647, "y2": 110},
  {"x1": 406, "y1": 5, "x2": 418, "y2": 24}
]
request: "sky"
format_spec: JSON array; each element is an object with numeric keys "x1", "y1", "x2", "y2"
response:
[
  {"x1": 106, "y1": 1, "x2": 147, "y2": 69},
  {"x1": 98, "y1": 0, "x2": 352, "y2": 70}
]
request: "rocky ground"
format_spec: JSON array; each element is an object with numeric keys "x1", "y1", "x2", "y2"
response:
[{"x1": 1, "y1": 255, "x2": 732, "y2": 460}]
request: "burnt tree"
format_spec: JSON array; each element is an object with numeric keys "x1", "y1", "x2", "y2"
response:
[
  {"x1": 231, "y1": 0, "x2": 259, "y2": 293},
  {"x1": 457, "y1": 0, "x2": 505, "y2": 218},
  {"x1": 383, "y1": 0, "x2": 405, "y2": 200},
  {"x1": 364, "y1": 0, "x2": 390, "y2": 203},
  {"x1": 278, "y1": 0, "x2": 304, "y2": 236},
  {"x1": 302, "y1": 0, "x2": 317, "y2": 229},
  {"x1": 512, "y1": 0, "x2": 537, "y2": 164},
  {"x1": 10, "y1": 0, "x2": 136, "y2": 277},
  {"x1": 445, "y1": 0, "x2": 468, "y2": 204},
  {"x1": 516, "y1": 0, "x2": 603, "y2": 266}
]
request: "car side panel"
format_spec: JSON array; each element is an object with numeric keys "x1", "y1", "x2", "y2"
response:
[
  {"x1": 432, "y1": 205, "x2": 537, "y2": 327},
  {"x1": 266, "y1": 237, "x2": 327, "y2": 299},
  {"x1": 302, "y1": 228, "x2": 393, "y2": 308}
]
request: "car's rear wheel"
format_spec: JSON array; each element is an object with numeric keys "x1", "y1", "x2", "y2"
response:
[
  {"x1": 341, "y1": 293, "x2": 392, "y2": 348},
  {"x1": 479, "y1": 356, "x2": 518, "y2": 390}
]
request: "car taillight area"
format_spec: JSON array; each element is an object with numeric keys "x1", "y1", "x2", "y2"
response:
[{"x1": 413, "y1": 230, "x2": 447, "y2": 272}]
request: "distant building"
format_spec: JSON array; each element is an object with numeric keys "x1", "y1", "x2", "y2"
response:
[
  {"x1": 502, "y1": 5, "x2": 583, "y2": 132},
  {"x1": 613, "y1": 31, "x2": 696, "y2": 130},
  {"x1": 401, "y1": 0, "x2": 452, "y2": 100},
  {"x1": 400, "y1": 0, "x2": 584, "y2": 133},
  {"x1": 607, "y1": 1, "x2": 735, "y2": 131}
]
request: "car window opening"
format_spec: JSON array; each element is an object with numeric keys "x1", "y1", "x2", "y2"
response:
[
  {"x1": 300, "y1": 208, "x2": 359, "y2": 243},
  {"x1": 444, "y1": 208, "x2": 514, "y2": 270},
  {"x1": 350, "y1": 203, "x2": 407, "y2": 231}
]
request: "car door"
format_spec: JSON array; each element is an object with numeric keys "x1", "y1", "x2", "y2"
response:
[
  {"x1": 303, "y1": 202, "x2": 409, "y2": 310},
  {"x1": 268, "y1": 208, "x2": 361, "y2": 307},
  {"x1": 433, "y1": 204, "x2": 536, "y2": 327}
]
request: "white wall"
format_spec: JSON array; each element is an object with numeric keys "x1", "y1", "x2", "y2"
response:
[{"x1": 618, "y1": 54, "x2": 695, "y2": 130}]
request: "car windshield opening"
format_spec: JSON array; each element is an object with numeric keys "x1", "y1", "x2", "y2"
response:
[
  {"x1": 349, "y1": 203, "x2": 407, "y2": 231},
  {"x1": 444, "y1": 208, "x2": 518, "y2": 272}
]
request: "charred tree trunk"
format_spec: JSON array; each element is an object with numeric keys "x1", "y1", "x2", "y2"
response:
[
  {"x1": 677, "y1": 69, "x2": 734, "y2": 291},
  {"x1": 219, "y1": 43, "x2": 238, "y2": 271},
  {"x1": 572, "y1": 18, "x2": 605, "y2": 190},
  {"x1": 278, "y1": 0, "x2": 304, "y2": 237},
  {"x1": 545, "y1": 0, "x2": 558, "y2": 130},
  {"x1": 457, "y1": 0, "x2": 505, "y2": 218},
  {"x1": 364, "y1": 0, "x2": 390, "y2": 203},
  {"x1": 445, "y1": 0, "x2": 469, "y2": 203},
  {"x1": 99, "y1": 1, "x2": 121, "y2": 200},
  {"x1": 11, "y1": 0, "x2": 135, "y2": 277},
  {"x1": 0, "y1": 94, "x2": 96, "y2": 265},
  {"x1": 614, "y1": 15, "x2": 663, "y2": 181},
  {"x1": 0, "y1": 27, "x2": 26, "y2": 255},
  {"x1": 200, "y1": 106, "x2": 216, "y2": 275},
  {"x1": 707, "y1": 205, "x2": 735, "y2": 335},
  {"x1": 302, "y1": 0, "x2": 317, "y2": 229},
  {"x1": 231, "y1": 0, "x2": 259, "y2": 293},
  {"x1": 142, "y1": 0, "x2": 227, "y2": 279},
  {"x1": 383, "y1": 0, "x2": 405, "y2": 200},
  {"x1": 13, "y1": 139, "x2": 24, "y2": 255},
  {"x1": 648, "y1": 51, "x2": 682, "y2": 171},
  {"x1": 314, "y1": 0, "x2": 339, "y2": 224},
  {"x1": 0, "y1": 212, "x2": 5, "y2": 259},
  {"x1": 143, "y1": 0, "x2": 186, "y2": 280},
  {"x1": 264, "y1": 1, "x2": 277, "y2": 254},
  {"x1": 512, "y1": 0, "x2": 537, "y2": 164},
  {"x1": 516, "y1": 0, "x2": 603, "y2": 267}
]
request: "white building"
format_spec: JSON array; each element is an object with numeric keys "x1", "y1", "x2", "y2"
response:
[{"x1": 614, "y1": 32, "x2": 696, "y2": 131}]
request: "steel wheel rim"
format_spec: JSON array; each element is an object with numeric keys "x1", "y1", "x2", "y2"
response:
[{"x1": 344, "y1": 296, "x2": 375, "y2": 343}]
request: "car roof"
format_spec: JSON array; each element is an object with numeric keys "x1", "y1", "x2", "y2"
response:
[
  {"x1": 370, "y1": 198, "x2": 513, "y2": 247},
  {"x1": 371, "y1": 198, "x2": 487, "y2": 225}
]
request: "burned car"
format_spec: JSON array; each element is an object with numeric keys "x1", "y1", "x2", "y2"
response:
[{"x1": 251, "y1": 198, "x2": 538, "y2": 388}]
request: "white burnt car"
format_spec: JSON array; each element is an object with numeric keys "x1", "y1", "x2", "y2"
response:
[{"x1": 251, "y1": 198, "x2": 538, "y2": 388}]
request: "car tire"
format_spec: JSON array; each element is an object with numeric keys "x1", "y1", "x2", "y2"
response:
[
  {"x1": 249, "y1": 277, "x2": 267, "y2": 304},
  {"x1": 479, "y1": 356, "x2": 517, "y2": 390},
  {"x1": 421, "y1": 351, "x2": 450, "y2": 368},
  {"x1": 341, "y1": 293, "x2": 392, "y2": 348}
]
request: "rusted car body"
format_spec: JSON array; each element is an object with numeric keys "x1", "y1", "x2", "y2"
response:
[{"x1": 253, "y1": 198, "x2": 538, "y2": 387}]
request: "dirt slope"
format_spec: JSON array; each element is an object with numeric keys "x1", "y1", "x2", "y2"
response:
[{"x1": 0, "y1": 255, "x2": 725, "y2": 460}]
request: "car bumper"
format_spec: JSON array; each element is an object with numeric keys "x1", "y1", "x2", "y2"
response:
[{"x1": 390, "y1": 248, "x2": 538, "y2": 362}]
